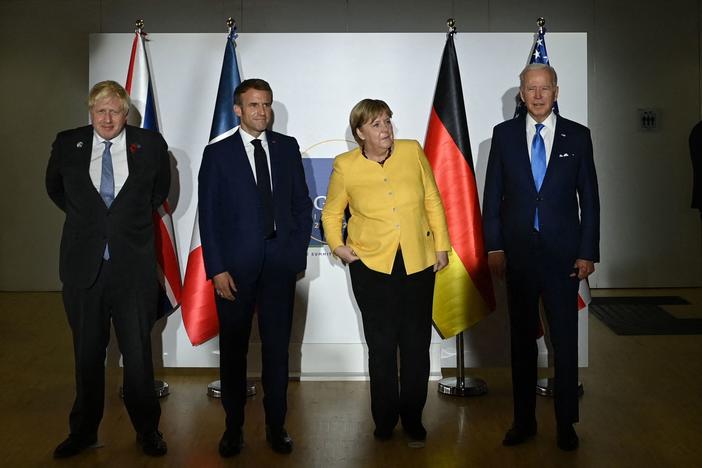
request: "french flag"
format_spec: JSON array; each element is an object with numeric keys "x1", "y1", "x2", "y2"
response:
[
  {"x1": 125, "y1": 29, "x2": 182, "y2": 316},
  {"x1": 181, "y1": 26, "x2": 241, "y2": 345}
]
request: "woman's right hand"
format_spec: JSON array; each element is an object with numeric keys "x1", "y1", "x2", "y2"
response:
[{"x1": 333, "y1": 246, "x2": 360, "y2": 264}]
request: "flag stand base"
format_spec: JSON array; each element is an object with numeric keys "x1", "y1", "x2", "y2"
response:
[
  {"x1": 437, "y1": 332, "x2": 487, "y2": 397},
  {"x1": 207, "y1": 380, "x2": 256, "y2": 398},
  {"x1": 438, "y1": 376, "x2": 487, "y2": 396},
  {"x1": 536, "y1": 378, "x2": 584, "y2": 397},
  {"x1": 120, "y1": 380, "x2": 170, "y2": 399}
]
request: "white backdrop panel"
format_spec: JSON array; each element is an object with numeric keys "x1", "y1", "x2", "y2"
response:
[{"x1": 89, "y1": 33, "x2": 587, "y2": 376}]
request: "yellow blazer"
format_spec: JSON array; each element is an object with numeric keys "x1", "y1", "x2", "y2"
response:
[{"x1": 322, "y1": 139, "x2": 450, "y2": 274}]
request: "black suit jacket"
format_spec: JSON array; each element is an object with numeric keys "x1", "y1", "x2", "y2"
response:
[
  {"x1": 46, "y1": 125, "x2": 170, "y2": 288},
  {"x1": 198, "y1": 129, "x2": 312, "y2": 283}
]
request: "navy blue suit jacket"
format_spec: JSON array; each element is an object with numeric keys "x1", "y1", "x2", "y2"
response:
[
  {"x1": 198, "y1": 129, "x2": 312, "y2": 283},
  {"x1": 483, "y1": 114, "x2": 599, "y2": 273}
]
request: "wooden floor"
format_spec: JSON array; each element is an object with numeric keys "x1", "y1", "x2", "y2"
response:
[{"x1": 1, "y1": 290, "x2": 701, "y2": 467}]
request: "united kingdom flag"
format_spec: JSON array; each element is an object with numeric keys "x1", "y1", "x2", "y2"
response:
[{"x1": 125, "y1": 26, "x2": 182, "y2": 317}]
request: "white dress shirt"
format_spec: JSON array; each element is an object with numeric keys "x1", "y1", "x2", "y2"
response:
[
  {"x1": 89, "y1": 128, "x2": 129, "y2": 196},
  {"x1": 526, "y1": 111, "x2": 557, "y2": 165},
  {"x1": 239, "y1": 127, "x2": 273, "y2": 190}
]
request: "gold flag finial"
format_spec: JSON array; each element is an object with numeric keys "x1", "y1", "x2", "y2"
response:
[{"x1": 446, "y1": 18, "x2": 457, "y2": 36}]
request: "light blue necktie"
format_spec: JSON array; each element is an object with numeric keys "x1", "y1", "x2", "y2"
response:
[
  {"x1": 531, "y1": 123, "x2": 546, "y2": 230},
  {"x1": 99, "y1": 140, "x2": 114, "y2": 259}
]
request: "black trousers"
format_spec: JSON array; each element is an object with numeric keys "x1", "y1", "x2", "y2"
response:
[
  {"x1": 349, "y1": 251, "x2": 435, "y2": 432},
  {"x1": 62, "y1": 260, "x2": 161, "y2": 438},
  {"x1": 506, "y1": 235, "x2": 580, "y2": 428},
  {"x1": 216, "y1": 237, "x2": 296, "y2": 431}
]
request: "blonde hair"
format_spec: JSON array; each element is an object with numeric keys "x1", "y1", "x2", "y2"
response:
[
  {"x1": 88, "y1": 80, "x2": 130, "y2": 113},
  {"x1": 349, "y1": 99, "x2": 393, "y2": 147}
]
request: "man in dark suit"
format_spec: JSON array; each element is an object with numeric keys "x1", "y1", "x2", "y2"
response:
[
  {"x1": 198, "y1": 78, "x2": 312, "y2": 457},
  {"x1": 46, "y1": 80, "x2": 170, "y2": 458},
  {"x1": 483, "y1": 64, "x2": 599, "y2": 451}
]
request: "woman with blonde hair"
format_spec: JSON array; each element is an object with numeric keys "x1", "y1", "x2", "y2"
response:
[{"x1": 322, "y1": 99, "x2": 450, "y2": 441}]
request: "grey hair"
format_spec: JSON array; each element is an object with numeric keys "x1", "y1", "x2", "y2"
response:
[{"x1": 519, "y1": 63, "x2": 558, "y2": 88}]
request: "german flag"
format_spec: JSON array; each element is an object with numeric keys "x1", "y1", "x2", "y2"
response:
[{"x1": 424, "y1": 32, "x2": 495, "y2": 338}]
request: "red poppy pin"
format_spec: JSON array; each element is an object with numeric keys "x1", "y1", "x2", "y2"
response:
[{"x1": 129, "y1": 143, "x2": 141, "y2": 154}]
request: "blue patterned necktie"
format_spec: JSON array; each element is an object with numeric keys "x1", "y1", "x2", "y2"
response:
[
  {"x1": 531, "y1": 123, "x2": 546, "y2": 230},
  {"x1": 99, "y1": 140, "x2": 114, "y2": 259}
]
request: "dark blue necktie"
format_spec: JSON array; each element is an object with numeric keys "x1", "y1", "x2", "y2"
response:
[
  {"x1": 531, "y1": 123, "x2": 546, "y2": 230},
  {"x1": 99, "y1": 140, "x2": 114, "y2": 259}
]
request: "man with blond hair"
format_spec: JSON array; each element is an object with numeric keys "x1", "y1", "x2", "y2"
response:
[{"x1": 46, "y1": 80, "x2": 170, "y2": 458}]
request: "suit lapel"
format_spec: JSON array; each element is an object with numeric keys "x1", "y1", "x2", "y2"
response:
[
  {"x1": 511, "y1": 117, "x2": 535, "y2": 193},
  {"x1": 112, "y1": 126, "x2": 136, "y2": 208},
  {"x1": 74, "y1": 126, "x2": 107, "y2": 206},
  {"x1": 234, "y1": 130, "x2": 258, "y2": 187},
  {"x1": 542, "y1": 116, "x2": 565, "y2": 189},
  {"x1": 77, "y1": 126, "x2": 95, "y2": 174},
  {"x1": 265, "y1": 130, "x2": 279, "y2": 197}
]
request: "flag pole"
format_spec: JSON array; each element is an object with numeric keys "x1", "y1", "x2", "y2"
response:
[
  {"x1": 204, "y1": 17, "x2": 255, "y2": 400},
  {"x1": 532, "y1": 15, "x2": 552, "y2": 398},
  {"x1": 521, "y1": 16, "x2": 584, "y2": 399},
  {"x1": 117, "y1": 19, "x2": 170, "y2": 399},
  {"x1": 432, "y1": 18, "x2": 488, "y2": 397}
]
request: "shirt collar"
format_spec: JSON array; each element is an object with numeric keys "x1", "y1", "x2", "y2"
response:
[
  {"x1": 526, "y1": 111, "x2": 557, "y2": 132},
  {"x1": 93, "y1": 127, "x2": 126, "y2": 145},
  {"x1": 239, "y1": 127, "x2": 268, "y2": 145}
]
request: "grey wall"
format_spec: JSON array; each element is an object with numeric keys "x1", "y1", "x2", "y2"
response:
[{"x1": 2, "y1": 0, "x2": 701, "y2": 290}]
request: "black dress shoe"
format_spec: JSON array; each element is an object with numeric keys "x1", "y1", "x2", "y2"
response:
[
  {"x1": 219, "y1": 429, "x2": 244, "y2": 457},
  {"x1": 266, "y1": 426, "x2": 293, "y2": 454},
  {"x1": 502, "y1": 423, "x2": 537, "y2": 446},
  {"x1": 53, "y1": 435, "x2": 98, "y2": 458},
  {"x1": 557, "y1": 425, "x2": 579, "y2": 451},
  {"x1": 402, "y1": 423, "x2": 427, "y2": 441},
  {"x1": 137, "y1": 430, "x2": 167, "y2": 456}
]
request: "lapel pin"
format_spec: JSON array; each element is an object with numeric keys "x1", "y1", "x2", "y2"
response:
[
  {"x1": 560, "y1": 133, "x2": 566, "y2": 138},
  {"x1": 76, "y1": 141, "x2": 84, "y2": 148}
]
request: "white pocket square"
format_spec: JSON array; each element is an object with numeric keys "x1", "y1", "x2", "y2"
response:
[{"x1": 558, "y1": 152, "x2": 572, "y2": 158}]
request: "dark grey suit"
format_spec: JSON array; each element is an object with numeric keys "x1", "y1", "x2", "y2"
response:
[{"x1": 46, "y1": 124, "x2": 170, "y2": 438}]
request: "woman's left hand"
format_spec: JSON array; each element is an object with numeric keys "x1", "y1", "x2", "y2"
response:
[{"x1": 434, "y1": 251, "x2": 449, "y2": 272}]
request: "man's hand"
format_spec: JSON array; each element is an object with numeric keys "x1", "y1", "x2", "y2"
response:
[
  {"x1": 571, "y1": 259, "x2": 595, "y2": 280},
  {"x1": 213, "y1": 271, "x2": 238, "y2": 301},
  {"x1": 334, "y1": 246, "x2": 360, "y2": 264},
  {"x1": 488, "y1": 251, "x2": 506, "y2": 279},
  {"x1": 434, "y1": 251, "x2": 449, "y2": 272}
]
